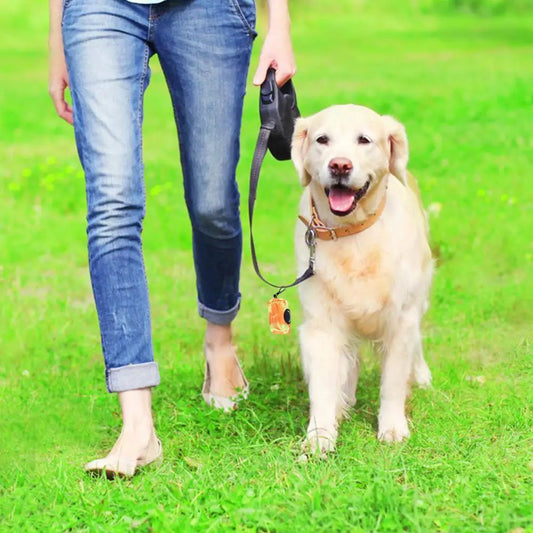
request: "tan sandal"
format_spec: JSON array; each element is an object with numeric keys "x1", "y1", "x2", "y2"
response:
[{"x1": 202, "y1": 358, "x2": 249, "y2": 412}]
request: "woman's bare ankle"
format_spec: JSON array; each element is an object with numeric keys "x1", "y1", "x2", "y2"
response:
[
  {"x1": 106, "y1": 388, "x2": 157, "y2": 459},
  {"x1": 204, "y1": 322, "x2": 233, "y2": 350},
  {"x1": 204, "y1": 322, "x2": 247, "y2": 397}
]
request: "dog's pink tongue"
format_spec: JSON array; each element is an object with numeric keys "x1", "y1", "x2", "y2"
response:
[{"x1": 328, "y1": 187, "x2": 355, "y2": 213}]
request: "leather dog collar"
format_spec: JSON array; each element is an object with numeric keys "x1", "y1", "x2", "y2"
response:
[{"x1": 298, "y1": 194, "x2": 386, "y2": 241}]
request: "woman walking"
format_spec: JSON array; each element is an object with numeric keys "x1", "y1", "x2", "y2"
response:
[{"x1": 48, "y1": 0, "x2": 295, "y2": 477}]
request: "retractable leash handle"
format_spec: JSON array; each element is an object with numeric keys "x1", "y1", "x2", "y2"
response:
[
  {"x1": 259, "y1": 67, "x2": 300, "y2": 161},
  {"x1": 248, "y1": 68, "x2": 314, "y2": 304}
]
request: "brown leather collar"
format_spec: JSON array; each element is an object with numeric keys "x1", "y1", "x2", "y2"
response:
[{"x1": 298, "y1": 194, "x2": 386, "y2": 241}]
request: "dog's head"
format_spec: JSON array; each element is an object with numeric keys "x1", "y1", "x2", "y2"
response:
[{"x1": 291, "y1": 104, "x2": 408, "y2": 217}]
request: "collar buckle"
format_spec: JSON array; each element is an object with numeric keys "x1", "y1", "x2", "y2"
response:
[{"x1": 327, "y1": 228, "x2": 338, "y2": 241}]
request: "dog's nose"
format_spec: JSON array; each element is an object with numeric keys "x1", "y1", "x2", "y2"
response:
[{"x1": 329, "y1": 157, "x2": 353, "y2": 177}]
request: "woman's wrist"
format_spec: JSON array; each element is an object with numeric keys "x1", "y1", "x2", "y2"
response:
[
  {"x1": 49, "y1": 0, "x2": 63, "y2": 40},
  {"x1": 266, "y1": 0, "x2": 291, "y2": 32}
]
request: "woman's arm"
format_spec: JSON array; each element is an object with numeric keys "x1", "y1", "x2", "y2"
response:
[
  {"x1": 49, "y1": 0, "x2": 73, "y2": 124},
  {"x1": 252, "y1": 0, "x2": 296, "y2": 87}
]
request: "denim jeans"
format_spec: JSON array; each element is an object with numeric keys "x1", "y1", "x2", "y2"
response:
[{"x1": 62, "y1": 0, "x2": 256, "y2": 392}]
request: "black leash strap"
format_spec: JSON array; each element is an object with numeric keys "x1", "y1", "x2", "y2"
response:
[{"x1": 248, "y1": 124, "x2": 315, "y2": 296}]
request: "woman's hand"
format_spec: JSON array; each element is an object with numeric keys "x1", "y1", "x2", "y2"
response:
[
  {"x1": 253, "y1": 0, "x2": 296, "y2": 87},
  {"x1": 49, "y1": 42, "x2": 73, "y2": 125},
  {"x1": 48, "y1": 0, "x2": 73, "y2": 125}
]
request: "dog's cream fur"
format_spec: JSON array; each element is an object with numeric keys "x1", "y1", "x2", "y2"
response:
[{"x1": 291, "y1": 104, "x2": 433, "y2": 453}]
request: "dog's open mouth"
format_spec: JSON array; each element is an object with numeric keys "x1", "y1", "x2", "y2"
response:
[{"x1": 325, "y1": 179, "x2": 371, "y2": 216}]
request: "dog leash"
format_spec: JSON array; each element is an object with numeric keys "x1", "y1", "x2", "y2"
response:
[
  {"x1": 248, "y1": 69, "x2": 315, "y2": 333},
  {"x1": 248, "y1": 124, "x2": 316, "y2": 294}
]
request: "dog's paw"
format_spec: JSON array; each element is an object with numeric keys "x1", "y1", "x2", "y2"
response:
[
  {"x1": 413, "y1": 361, "x2": 432, "y2": 389},
  {"x1": 377, "y1": 414, "x2": 410, "y2": 443},
  {"x1": 300, "y1": 428, "x2": 337, "y2": 460}
]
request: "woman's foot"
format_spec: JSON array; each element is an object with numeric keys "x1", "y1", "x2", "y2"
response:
[
  {"x1": 84, "y1": 431, "x2": 162, "y2": 479},
  {"x1": 84, "y1": 388, "x2": 163, "y2": 478},
  {"x1": 202, "y1": 323, "x2": 249, "y2": 411}
]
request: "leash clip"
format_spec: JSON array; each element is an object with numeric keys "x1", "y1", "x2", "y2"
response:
[
  {"x1": 305, "y1": 227, "x2": 317, "y2": 273},
  {"x1": 273, "y1": 287, "x2": 286, "y2": 298}
]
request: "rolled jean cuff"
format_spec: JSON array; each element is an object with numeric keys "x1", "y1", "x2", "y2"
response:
[
  {"x1": 198, "y1": 297, "x2": 241, "y2": 325},
  {"x1": 106, "y1": 361, "x2": 160, "y2": 393}
]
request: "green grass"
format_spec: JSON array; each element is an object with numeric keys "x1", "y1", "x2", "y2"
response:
[{"x1": 1, "y1": 0, "x2": 532, "y2": 531}]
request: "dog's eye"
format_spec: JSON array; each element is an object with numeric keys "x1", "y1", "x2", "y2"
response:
[
  {"x1": 358, "y1": 135, "x2": 373, "y2": 145},
  {"x1": 316, "y1": 135, "x2": 329, "y2": 145}
]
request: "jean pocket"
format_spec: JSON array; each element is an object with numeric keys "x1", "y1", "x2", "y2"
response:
[{"x1": 229, "y1": 0, "x2": 257, "y2": 38}]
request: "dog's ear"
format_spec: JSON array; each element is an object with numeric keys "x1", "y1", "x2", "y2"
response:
[
  {"x1": 291, "y1": 117, "x2": 311, "y2": 186},
  {"x1": 382, "y1": 115, "x2": 409, "y2": 185}
]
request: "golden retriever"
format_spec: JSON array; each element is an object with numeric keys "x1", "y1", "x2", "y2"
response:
[{"x1": 291, "y1": 104, "x2": 433, "y2": 454}]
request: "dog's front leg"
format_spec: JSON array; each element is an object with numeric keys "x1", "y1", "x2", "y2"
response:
[
  {"x1": 411, "y1": 332, "x2": 432, "y2": 389},
  {"x1": 299, "y1": 322, "x2": 351, "y2": 455},
  {"x1": 378, "y1": 321, "x2": 420, "y2": 443}
]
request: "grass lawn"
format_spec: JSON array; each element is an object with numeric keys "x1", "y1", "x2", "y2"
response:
[{"x1": 1, "y1": 0, "x2": 532, "y2": 531}]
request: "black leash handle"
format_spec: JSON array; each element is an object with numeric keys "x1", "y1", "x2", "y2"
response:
[{"x1": 248, "y1": 125, "x2": 315, "y2": 295}]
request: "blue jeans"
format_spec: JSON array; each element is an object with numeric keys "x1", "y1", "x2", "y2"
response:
[{"x1": 62, "y1": 0, "x2": 256, "y2": 392}]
